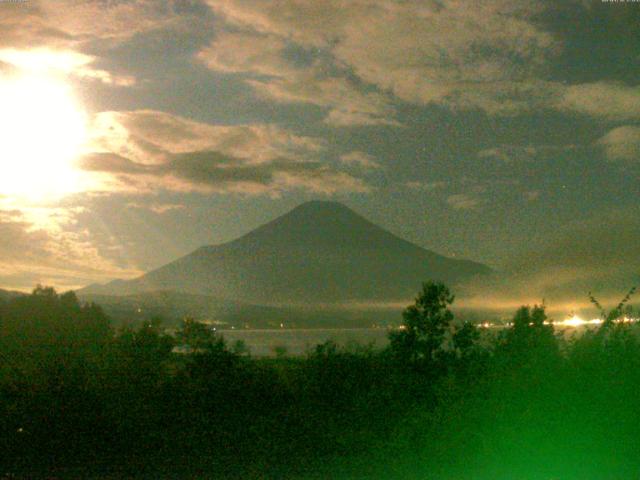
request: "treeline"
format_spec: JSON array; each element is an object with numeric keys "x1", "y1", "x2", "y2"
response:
[{"x1": 0, "y1": 283, "x2": 639, "y2": 479}]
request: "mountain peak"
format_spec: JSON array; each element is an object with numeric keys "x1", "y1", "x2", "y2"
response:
[
  {"x1": 79, "y1": 201, "x2": 491, "y2": 303},
  {"x1": 286, "y1": 200, "x2": 361, "y2": 220},
  {"x1": 294, "y1": 200, "x2": 353, "y2": 211},
  {"x1": 235, "y1": 200, "x2": 378, "y2": 248}
]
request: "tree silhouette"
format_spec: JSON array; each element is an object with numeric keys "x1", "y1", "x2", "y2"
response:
[
  {"x1": 453, "y1": 321, "x2": 481, "y2": 359},
  {"x1": 589, "y1": 286, "x2": 636, "y2": 327},
  {"x1": 498, "y1": 304, "x2": 558, "y2": 365},
  {"x1": 389, "y1": 281, "x2": 454, "y2": 371}
]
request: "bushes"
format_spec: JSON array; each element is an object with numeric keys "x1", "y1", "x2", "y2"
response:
[{"x1": 1, "y1": 285, "x2": 640, "y2": 478}]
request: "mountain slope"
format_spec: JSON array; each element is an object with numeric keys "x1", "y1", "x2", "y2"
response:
[{"x1": 80, "y1": 201, "x2": 491, "y2": 304}]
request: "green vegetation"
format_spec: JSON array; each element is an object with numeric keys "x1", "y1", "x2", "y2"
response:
[{"x1": 1, "y1": 282, "x2": 639, "y2": 479}]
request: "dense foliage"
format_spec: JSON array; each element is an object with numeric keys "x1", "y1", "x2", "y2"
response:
[{"x1": 1, "y1": 283, "x2": 639, "y2": 479}]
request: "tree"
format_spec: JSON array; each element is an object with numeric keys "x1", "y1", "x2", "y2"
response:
[
  {"x1": 573, "y1": 287, "x2": 639, "y2": 363},
  {"x1": 498, "y1": 304, "x2": 558, "y2": 366},
  {"x1": 175, "y1": 318, "x2": 240, "y2": 380},
  {"x1": 453, "y1": 321, "x2": 481, "y2": 359},
  {"x1": 0, "y1": 286, "x2": 111, "y2": 357},
  {"x1": 109, "y1": 318, "x2": 174, "y2": 392},
  {"x1": 589, "y1": 286, "x2": 636, "y2": 328},
  {"x1": 389, "y1": 281, "x2": 454, "y2": 370},
  {"x1": 176, "y1": 317, "x2": 225, "y2": 354}
]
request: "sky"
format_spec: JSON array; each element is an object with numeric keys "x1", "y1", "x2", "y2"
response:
[{"x1": 0, "y1": 0, "x2": 638, "y2": 311}]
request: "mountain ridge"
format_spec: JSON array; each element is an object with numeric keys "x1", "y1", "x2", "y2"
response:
[{"x1": 79, "y1": 201, "x2": 491, "y2": 304}]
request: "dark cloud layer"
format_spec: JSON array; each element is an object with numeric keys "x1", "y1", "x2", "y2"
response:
[
  {"x1": 81, "y1": 110, "x2": 369, "y2": 195},
  {"x1": 80, "y1": 149, "x2": 368, "y2": 195}
]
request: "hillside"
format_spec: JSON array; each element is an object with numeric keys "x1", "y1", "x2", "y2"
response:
[{"x1": 80, "y1": 201, "x2": 491, "y2": 305}]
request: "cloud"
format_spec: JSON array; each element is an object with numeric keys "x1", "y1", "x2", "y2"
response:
[
  {"x1": 478, "y1": 143, "x2": 578, "y2": 163},
  {"x1": 512, "y1": 210, "x2": 640, "y2": 293},
  {"x1": 246, "y1": 73, "x2": 400, "y2": 127},
  {"x1": 163, "y1": 152, "x2": 299, "y2": 186},
  {"x1": 197, "y1": 20, "x2": 399, "y2": 125},
  {"x1": 80, "y1": 153, "x2": 150, "y2": 175},
  {"x1": 0, "y1": 2, "x2": 71, "y2": 51},
  {"x1": 205, "y1": 0, "x2": 560, "y2": 116},
  {"x1": 203, "y1": 1, "x2": 640, "y2": 121},
  {"x1": 457, "y1": 208, "x2": 640, "y2": 313},
  {"x1": 0, "y1": 207, "x2": 141, "y2": 290},
  {"x1": 0, "y1": 48, "x2": 135, "y2": 85},
  {"x1": 0, "y1": 59, "x2": 19, "y2": 76},
  {"x1": 405, "y1": 181, "x2": 447, "y2": 191},
  {"x1": 166, "y1": 151, "x2": 368, "y2": 194},
  {"x1": 197, "y1": 31, "x2": 297, "y2": 77},
  {"x1": 10, "y1": 0, "x2": 639, "y2": 122},
  {"x1": 58, "y1": 194, "x2": 195, "y2": 275},
  {"x1": 0, "y1": 209, "x2": 52, "y2": 265},
  {"x1": 339, "y1": 151, "x2": 381, "y2": 169},
  {"x1": 127, "y1": 203, "x2": 186, "y2": 214},
  {"x1": 86, "y1": 110, "x2": 323, "y2": 169},
  {"x1": 478, "y1": 146, "x2": 535, "y2": 163},
  {"x1": 82, "y1": 151, "x2": 369, "y2": 196},
  {"x1": 0, "y1": 1, "x2": 192, "y2": 49},
  {"x1": 558, "y1": 82, "x2": 640, "y2": 121},
  {"x1": 0, "y1": 1, "x2": 201, "y2": 89},
  {"x1": 446, "y1": 194, "x2": 481, "y2": 210},
  {"x1": 598, "y1": 126, "x2": 640, "y2": 162},
  {"x1": 89, "y1": 110, "x2": 323, "y2": 164},
  {"x1": 83, "y1": 110, "x2": 369, "y2": 195},
  {"x1": 324, "y1": 108, "x2": 400, "y2": 127},
  {"x1": 329, "y1": 2, "x2": 556, "y2": 110},
  {"x1": 476, "y1": 128, "x2": 639, "y2": 167}
]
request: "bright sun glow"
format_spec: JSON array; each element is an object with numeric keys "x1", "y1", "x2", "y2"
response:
[
  {"x1": 0, "y1": 74, "x2": 87, "y2": 199},
  {"x1": 0, "y1": 48, "x2": 94, "y2": 74}
]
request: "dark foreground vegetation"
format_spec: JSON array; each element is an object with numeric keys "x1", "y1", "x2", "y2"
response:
[{"x1": 1, "y1": 284, "x2": 639, "y2": 479}]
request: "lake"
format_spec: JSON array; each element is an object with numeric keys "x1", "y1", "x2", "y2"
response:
[
  {"x1": 218, "y1": 328, "x2": 391, "y2": 356},
  {"x1": 216, "y1": 321, "x2": 629, "y2": 356}
]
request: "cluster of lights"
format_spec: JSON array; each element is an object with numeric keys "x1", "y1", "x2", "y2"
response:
[
  {"x1": 553, "y1": 315, "x2": 637, "y2": 327},
  {"x1": 558, "y1": 315, "x2": 602, "y2": 328},
  {"x1": 475, "y1": 315, "x2": 638, "y2": 329},
  {"x1": 393, "y1": 316, "x2": 639, "y2": 331}
]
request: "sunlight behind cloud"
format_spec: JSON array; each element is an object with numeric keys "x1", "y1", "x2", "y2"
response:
[
  {"x1": 0, "y1": 74, "x2": 88, "y2": 200},
  {"x1": 0, "y1": 48, "x2": 135, "y2": 85},
  {"x1": 0, "y1": 48, "x2": 93, "y2": 74}
]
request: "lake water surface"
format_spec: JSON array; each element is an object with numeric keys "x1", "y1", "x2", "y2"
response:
[
  {"x1": 218, "y1": 322, "x2": 619, "y2": 356},
  {"x1": 219, "y1": 328, "x2": 390, "y2": 356}
]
